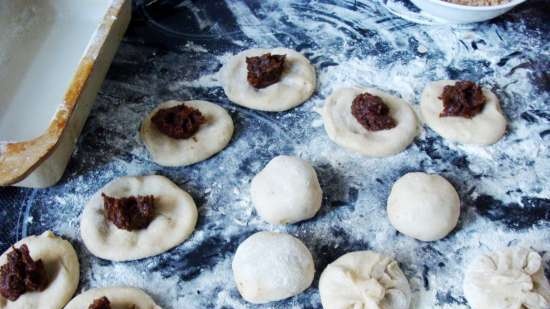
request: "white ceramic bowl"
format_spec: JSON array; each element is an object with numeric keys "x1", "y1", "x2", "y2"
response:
[{"x1": 410, "y1": 0, "x2": 527, "y2": 24}]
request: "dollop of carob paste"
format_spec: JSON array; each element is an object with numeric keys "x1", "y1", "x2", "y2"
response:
[
  {"x1": 246, "y1": 53, "x2": 286, "y2": 88},
  {"x1": 102, "y1": 194, "x2": 155, "y2": 231},
  {"x1": 351, "y1": 92, "x2": 396, "y2": 131},
  {"x1": 439, "y1": 80, "x2": 486, "y2": 118},
  {"x1": 0, "y1": 244, "x2": 47, "y2": 301},
  {"x1": 89, "y1": 297, "x2": 111, "y2": 309},
  {"x1": 152, "y1": 104, "x2": 206, "y2": 139}
]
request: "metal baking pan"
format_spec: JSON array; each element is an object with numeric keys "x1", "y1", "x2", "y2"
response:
[{"x1": 0, "y1": 0, "x2": 131, "y2": 188}]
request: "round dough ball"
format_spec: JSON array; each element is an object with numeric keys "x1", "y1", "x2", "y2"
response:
[
  {"x1": 464, "y1": 247, "x2": 550, "y2": 309},
  {"x1": 64, "y1": 287, "x2": 161, "y2": 309},
  {"x1": 232, "y1": 231, "x2": 315, "y2": 304},
  {"x1": 141, "y1": 100, "x2": 234, "y2": 167},
  {"x1": 0, "y1": 231, "x2": 79, "y2": 309},
  {"x1": 81, "y1": 175, "x2": 198, "y2": 261},
  {"x1": 250, "y1": 155, "x2": 322, "y2": 225},
  {"x1": 387, "y1": 172, "x2": 460, "y2": 242},
  {"x1": 319, "y1": 250, "x2": 411, "y2": 309},
  {"x1": 420, "y1": 80, "x2": 507, "y2": 145},
  {"x1": 220, "y1": 48, "x2": 316, "y2": 112},
  {"x1": 322, "y1": 87, "x2": 418, "y2": 157}
]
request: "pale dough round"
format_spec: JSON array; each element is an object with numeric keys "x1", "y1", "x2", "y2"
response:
[
  {"x1": 64, "y1": 287, "x2": 161, "y2": 309},
  {"x1": 319, "y1": 250, "x2": 411, "y2": 309},
  {"x1": 140, "y1": 100, "x2": 234, "y2": 167},
  {"x1": 464, "y1": 247, "x2": 550, "y2": 309},
  {"x1": 232, "y1": 231, "x2": 315, "y2": 304},
  {"x1": 250, "y1": 155, "x2": 323, "y2": 225},
  {"x1": 322, "y1": 87, "x2": 418, "y2": 157},
  {"x1": 80, "y1": 175, "x2": 198, "y2": 261},
  {"x1": 0, "y1": 231, "x2": 79, "y2": 309},
  {"x1": 220, "y1": 48, "x2": 316, "y2": 112},
  {"x1": 420, "y1": 80, "x2": 507, "y2": 145},
  {"x1": 387, "y1": 172, "x2": 460, "y2": 242}
]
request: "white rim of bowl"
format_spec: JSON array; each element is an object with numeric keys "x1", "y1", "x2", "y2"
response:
[{"x1": 426, "y1": 0, "x2": 527, "y2": 10}]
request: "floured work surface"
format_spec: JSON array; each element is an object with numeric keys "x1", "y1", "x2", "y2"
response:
[{"x1": 0, "y1": 1, "x2": 548, "y2": 308}]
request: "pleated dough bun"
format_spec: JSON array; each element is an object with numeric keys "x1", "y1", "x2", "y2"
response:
[
  {"x1": 319, "y1": 250, "x2": 411, "y2": 309},
  {"x1": 0, "y1": 231, "x2": 79, "y2": 309},
  {"x1": 80, "y1": 175, "x2": 197, "y2": 261},
  {"x1": 64, "y1": 287, "x2": 162, "y2": 309}
]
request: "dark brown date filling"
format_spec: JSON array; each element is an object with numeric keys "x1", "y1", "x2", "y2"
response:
[
  {"x1": 102, "y1": 194, "x2": 155, "y2": 231},
  {"x1": 89, "y1": 296, "x2": 111, "y2": 309},
  {"x1": 151, "y1": 104, "x2": 206, "y2": 139},
  {"x1": 246, "y1": 53, "x2": 286, "y2": 89},
  {"x1": 0, "y1": 245, "x2": 47, "y2": 301},
  {"x1": 439, "y1": 80, "x2": 486, "y2": 118},
  {"x1": 351, "y1": 92, "x2": 396, "y2": 131}
]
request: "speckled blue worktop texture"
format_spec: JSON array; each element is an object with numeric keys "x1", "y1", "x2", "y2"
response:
[{"x1": 1, "y1": 0, "x2": 549, "y2": 308}]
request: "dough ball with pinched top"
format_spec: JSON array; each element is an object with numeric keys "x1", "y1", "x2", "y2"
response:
[{"x1": 464, "y1": 247, "x2": 550, "y2": 309}]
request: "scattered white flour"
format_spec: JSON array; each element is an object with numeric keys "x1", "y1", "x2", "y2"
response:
[{"x1": 9, "y1": 1, "x2": 549, "y2": 308}]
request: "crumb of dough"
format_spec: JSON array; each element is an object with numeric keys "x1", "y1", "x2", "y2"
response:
[{"x1": 444, "y1": 0, "x2": 510, "y2": 5}]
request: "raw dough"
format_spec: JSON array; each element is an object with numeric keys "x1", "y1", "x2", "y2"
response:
[
  {"x1": 319, "y1": 250, "x2": 411, "y2": 309},
  {"x1": 322, "y1": 87, "x2": 417, "y2": 157},
  {"x1": 81, "y1": 175, "x2": 197, "y2": 261},
  {"x1": 220, "y1": 48, "x2": 316, "y2": 112},
  {"x1": 141, "y1": 100, "x2": 234, "y2": 167},
  {"x1": 0, "y1": 231, "x2": 79, "y2": 309},
  {"x1": 387, "y1": 172, "x2": 460, "y2": 241},
  {"x1": 464, "y1": 247, "x2": 550, "y2": 309},
  {"x1": 232, "y1": 231, "x2": 315, "y2": 304},
  {"x1": 420, "y1": 80, "x2": 507, "y2": 145},
  {"x1": 250, "y1": 155, "x2": 322, "y2": 225},
  {"x1": 64, "y1": 287, "x2": 162, "y2": 309}
]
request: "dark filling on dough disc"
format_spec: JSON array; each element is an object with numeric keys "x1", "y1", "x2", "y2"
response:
[
  {"x1": 439, "y1": 80, "x2": 486, "y2": 118},
  {"x1": 351, "y1": 92, "x2": 397, "y2": 131},
  {"x1": 102, "y1": 194, "x2": 156, "y2": 231},
  {"x1": 246, "y1": 53, "x2": 286, "y2": 89},
  {"x1": 151, "y1": 104, "x2": 206, "y2": 139},
  {"x1": 89, "y1": 296, "x2": 111, "y2": 309},
  {"x1": 0, "y1": 244, "x2": 47, "y2": 301}
]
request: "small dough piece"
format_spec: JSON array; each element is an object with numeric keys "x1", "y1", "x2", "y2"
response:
[
  {"x1": 220, "y1": 48, "x2": 316, "y2": 111},
  {"x1": 464, "y1": 247, "x2": 550, "y2": 309},
  {"x1": 81, "y1": 175, "x2": 197, "y2": 261},
  {"x1": 64, "y1": 287, "x2": 162, "y2": 309},
  {"x1": 0, "y1": 231, "x2": 79, "y2": 309},
  {"x1": 387, "y1": 172, "x2": 460, "y2": 242},
  {"x1": 141, "y1": 100, "x2": 234, "y2": 167},
  {"x1": 319, "y1": 250, "x2": 411, "y2": 309},
  {"x1": 322, "y1": 87, "x2": 417, "y2": 157},
  {"x1": 420, "y1": 80, "x2": 507, "y2": 144},
  {"x1": 250, "y1": 155, "x2": 322, "y2": 225},
  {"x1": 232, "y1": 231, "x2": 315, "y2": 304}
]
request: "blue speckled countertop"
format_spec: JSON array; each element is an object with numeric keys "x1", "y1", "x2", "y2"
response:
[{"x1": 1, "y1": 0, "x2": 549, "y2": 308}]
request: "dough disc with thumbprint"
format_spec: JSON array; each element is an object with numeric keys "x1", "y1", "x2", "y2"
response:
[
  {"x1": 220, "y1": 48, "x2": 316, "y2": 112},
  {"x1": 0, "y1": 231, "x2": 79, "y2": 309},
  {"x1": 141, "y1": 100, "x2": 234, "y2": 167},
  {"x1": 80, "y1": 175, "x2": 197, "y2": 261},
  {"x1": 232, "y1": 231, "x2": 315, "y2": 304},
  {"x1": 64, "y1": 287, "x2": 161, "y2": 309},
  {"x1": 387, "y1": 172, "x2": 460, "y2": 242},
  {"x1": 322, "y1": 87, "x2": 417, "y2": 157},
  {"x1": 319, "y1": 251, "x2": 411, "y2": 309},
  {"x1": 420, "y1": 80, "x2": 507, "y2": 145}
]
